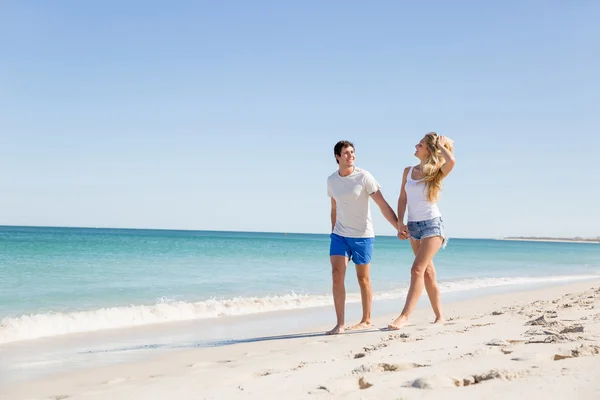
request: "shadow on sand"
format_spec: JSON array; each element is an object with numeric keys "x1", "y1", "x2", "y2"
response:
[{"x1": 81, "y1": 328, "x2": 380, "y2": 354}]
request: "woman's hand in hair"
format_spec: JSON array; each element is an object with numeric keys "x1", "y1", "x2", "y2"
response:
[
  {"x1": 438, "y1": 136, "x2": 456, "y2": 176},
  {"x1": 437, "y1": 135, "x2": 453, "y2": 149}
]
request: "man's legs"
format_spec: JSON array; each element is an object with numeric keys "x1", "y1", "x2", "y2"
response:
[
  {"x1": 347, "y1": 236, "x2": 374, "y2": 330},
  {"x1": 347, "y1": 263, "x2": 372, "y2": 330},
  {"x1": 327, "y1": 255, "x2": 349, "y2": 335}
]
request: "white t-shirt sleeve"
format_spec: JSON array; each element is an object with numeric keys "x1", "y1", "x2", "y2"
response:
[
  {"x1": 363, "y1": 171, "x2": 381, "y2": 195},
  {"x1": 327, "y1": 179, "x2": 333, "y2": 197}
]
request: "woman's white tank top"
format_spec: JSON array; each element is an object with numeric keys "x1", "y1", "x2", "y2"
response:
[{"x1": 405, "y1": 166, "x2": 442, "y2": 222}]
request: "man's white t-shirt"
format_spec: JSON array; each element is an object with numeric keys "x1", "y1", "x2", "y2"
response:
[{"x1": 327, "y1": 167, "x2": 381, "y2": 238}]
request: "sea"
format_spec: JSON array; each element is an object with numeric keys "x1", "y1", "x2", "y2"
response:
[{"x1": 1, "y1": 226, "x2": 599, "y2": 382}]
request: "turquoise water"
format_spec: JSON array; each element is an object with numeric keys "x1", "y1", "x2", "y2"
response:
[{"x1": 1, "y1": 226, "x2": 599, "y2": 344}]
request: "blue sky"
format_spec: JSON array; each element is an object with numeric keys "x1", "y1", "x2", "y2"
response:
[{"x1": 1, "y1": 1, "x2": 599, "y2": 238}]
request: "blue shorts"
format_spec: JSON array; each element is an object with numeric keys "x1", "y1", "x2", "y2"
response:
[
  {"x1": 407, "y1": 217, "x2": 447, "y2": 248},
  {"x1": 329, "y1": 233, "x2": 374, "y2": 265}
]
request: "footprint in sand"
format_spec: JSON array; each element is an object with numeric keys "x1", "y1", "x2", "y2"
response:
[
  {"x1": 524, "y1": 317, "x2": 587, "y2": 343},
  {"x1": 531, "y1": 300, "x2": 549, "y2": 307},
  {"x1": 507, "y1": 339, "x2": 528, "y2": 344},
  {"x1": 452, "y1": 322, "x2": 494, "y2": 334},
  {"x1": 471, "y1": 323, "x2": 495, "y2": 328},
  {"x1": 244, "y1": 351, "x2": 268, "y2": 357},
  {"x1": 510, "y1": 351, "x2": 549, "y2": 362},
  {"x1": 353, "y1": 362, "x2": 426, "y2": 374},
  {"x1": 254, "y1": 369, "x2": 279, "y2": 377},
  {"x1": 560, "y1": 325, "x2": 584, "y2": 333},
  {"x1": 189, "y1": 361, "x2": 213, "y2": 369},
  {"x1": 486, "y1": 339, "x2": 511, "y2": 347},
  {"x1": 525, "y1": 314, "x2": 560, "y2": 326},
  {"x1": 526, "y1": 334, "x2": 580, "y2": 344},
  {"x1": 407, "y1": 368, "x2": 531, "y2": 389},
  {"x1": 308, "y1": 385, "x2": 331, "y2": 395},
  {"x1": 292, "y1": 361, "x2": 308, "y2": 370},
  {"x1": 384, "y1": 332, "x2": 411, "y2": 341},
  {"x1": 104, "y1": 377, "x2": 130, "y2": 385},
  {"x1": 462, "y1": 349, "x2": 487, "y2": 358},
  {"x1": 350, "y1": 335, "x2": 413, "y2": 359},
  {"x1": 553, "y1": 344, "x2": 600, "y2": 360},
  {"x1": 407, "y1": 375, "x2": 460, "y2": 389},
  {"x1": 358, "y1": 376, "x2": 373, "y2": 389},
  {"x1": 362, "y1": 343, "x2": 388, "y2": 353}
]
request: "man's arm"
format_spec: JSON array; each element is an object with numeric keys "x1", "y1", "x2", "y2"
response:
[
  {"x1": 370, "y1": 190, "x2": 398, "y2": 229},
  {"x1": 330, "y1": 197, "x2": 336, "y2": 232}
]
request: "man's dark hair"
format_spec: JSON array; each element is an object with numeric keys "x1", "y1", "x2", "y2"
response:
[{"x1": 334, "y1": 140, "x2": 354, "y2": 164}]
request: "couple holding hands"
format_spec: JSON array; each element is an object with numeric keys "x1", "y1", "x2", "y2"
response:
[{"x1": 326, "y1": 133, "x2": 455, "y2": 334}]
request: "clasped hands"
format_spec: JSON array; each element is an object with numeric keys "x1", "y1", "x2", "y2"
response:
[{"x1": 397, "y1": 223, "x2": 409, "y2": 240}]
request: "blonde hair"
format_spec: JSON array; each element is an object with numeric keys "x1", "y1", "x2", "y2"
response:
[{"x1": 419, "y1": 132, "x2": 454, "y2": 202}]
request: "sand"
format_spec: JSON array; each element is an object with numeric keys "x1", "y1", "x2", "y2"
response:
[{"x1": 2, "y1": 280, "x2": 600, "y2": 399}]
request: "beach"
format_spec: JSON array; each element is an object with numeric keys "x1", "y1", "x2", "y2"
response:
[
  {"x1": 2, "y1": 279, "x2": 600, "y2": 399},
  {"x1": 4, "y1": 1, "x2": 599, "y2": 398},
  {"x1": 2, "y1": 228, "x2": 599, "y2": 399}
]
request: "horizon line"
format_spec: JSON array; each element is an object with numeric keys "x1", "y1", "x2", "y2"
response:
[
  {"x1": 0, "y1": 223, "x2": 496, "y2": 240},
  {"x1": 3, "y1": 224, "x2": 598, "y2": 242}
]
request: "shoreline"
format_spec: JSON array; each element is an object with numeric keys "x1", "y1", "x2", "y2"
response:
[
  {"x1": 2, "y1": 274, "x2": 599, "y2": 347},
  {"x1": 3, "y1": 279, "x2": 600, "y2": 399}
]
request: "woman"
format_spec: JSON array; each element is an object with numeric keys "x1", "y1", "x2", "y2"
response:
[{"x1": 388, "y1": 132, "x2": 455, "y2": 330}]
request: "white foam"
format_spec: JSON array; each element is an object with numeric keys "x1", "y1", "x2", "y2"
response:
[
  {"x1": 1, "y1": 274, "x2": 597, "y2": 344},
  {"x1": 0, "y1": 293, "x2": 333, "y2": 345},
  {"x1": 437, "y1": 275, "x2": 600, "y2": 293}
]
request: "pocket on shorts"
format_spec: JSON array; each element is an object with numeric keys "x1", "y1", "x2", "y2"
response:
[
  {"x1": 407, "y1": 222, "x2": 420, "y2": 240},
  {"x1": 421, "y1": 218, "x2": 443, "y2": 238}
]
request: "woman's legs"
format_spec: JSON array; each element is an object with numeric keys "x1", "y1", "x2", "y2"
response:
[
  {"x1": 408, "y1": 238, "x2": 444, "y2": 323},
  {"x1": 388, "y1": 236, "x2": 443, "y2": 329}
]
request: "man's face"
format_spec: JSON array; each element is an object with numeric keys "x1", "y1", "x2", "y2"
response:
[{"x1": 336, "y1": 145, "x2": 355, "y2": 167}]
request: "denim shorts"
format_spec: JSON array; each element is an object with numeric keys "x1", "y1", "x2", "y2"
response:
[
  {"x1": 329, "y1": 233, "x2": 374, "y2": 265},
  {"x1": 407, "y1": 217, "x2": 447, "y2": 248}
]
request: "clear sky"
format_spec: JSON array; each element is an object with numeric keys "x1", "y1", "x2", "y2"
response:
[{"x1": 1, "y1": 1, "x2": 599, "y2": 238}]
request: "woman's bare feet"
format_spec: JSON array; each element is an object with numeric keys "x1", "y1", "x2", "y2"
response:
[
  {"x1": 433, "y1": 317, "x2": 445, "y2": 324},
  {"x1": 326, "y1": 325, "x2": 345, "y2": 335},
  {"x1": 347, "y1": 321, "x2": 372, "y2": 331},
  {"x1": 387, "y1": 315, "x2": 409, "y2": 330}
]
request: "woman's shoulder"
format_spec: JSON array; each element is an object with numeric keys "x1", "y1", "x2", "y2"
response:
[{"x1": 403, "y1": 165, "x2": 417, "y2": 174}]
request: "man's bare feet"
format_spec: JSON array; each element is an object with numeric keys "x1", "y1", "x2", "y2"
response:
[
  {"x1": 387, "y1": 315, "x2": 409, "y2": 330},
  {"x1": 326, "y1": 325, "x2": 345, "y2": 335},
  {"x1": 347, "y1": 321, "x2": 372, "y2": 331}
]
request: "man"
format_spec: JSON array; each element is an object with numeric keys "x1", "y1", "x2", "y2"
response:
[{"x1": 326, "y1": 140, "x2": 398, "y2": 335}]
